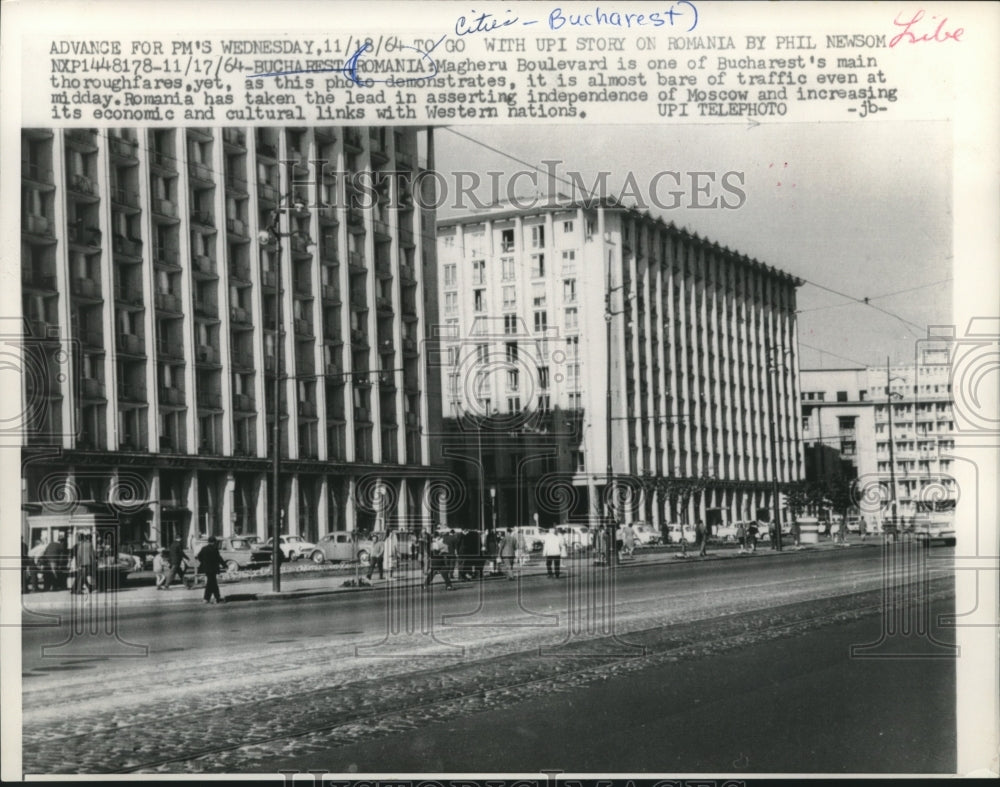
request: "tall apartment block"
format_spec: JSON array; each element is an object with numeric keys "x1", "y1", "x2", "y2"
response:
[
  {"x1": 436, "y1": 200, "x2": 804, "y2": 530},
  {"x1": 20, "y1": 125, "x2": 442, "y2": 546},
  {"x1": 801, "y1": 352, "x2": 957, "y2": 520}
]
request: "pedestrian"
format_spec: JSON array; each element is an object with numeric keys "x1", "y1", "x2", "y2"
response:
[
  {"x1": 384, "y1": 529, "x2": 400, "y2": 580},
  {"x1": 166, "y1": 536, "x2": 189, "y2": 589},
  {"x1": 460, "y1": 528, "x2": 482, "y2": 580},
  {"x1": 153, "y1": 548, "x2": 170, "y2": 589},
  {"x1": 621, "y1": 523, "x2": 636, "y2": 558},
  {"x1": 443, "y1": 528, "x2": 460, "y2": 580},
  {"x1": 736, "y1": 521, "x2": 747, "y2": 553},
  {"x1": 838, "y1": 517, "x2": 848, "y2": 545},
  {"x1": 485, "y1": 528, "x2": 499, "y2": 576},
  {"x1": 21, "y1": 539, "x2": 30, "y2": 594},
  {"x1": 543, "y1": 527, "x2": 564, "y2": 578},
  {"x1": 499, "y1": 527, "x2": 519, "y2": 579},
  {"x1": 71, "y1": 532, "x2": 95, "y2": 594},
  {"x1": 27, "y1": 538, "x2": 47, "y2": 592},
  {"x1": 697, "y1": 520, "x2": 709, "y2": 557},
  {"x1": 859, "y1": 516, "x2": 868, "y2": 542},
  {"x1": 196, "y1": 535, "x2": 226, "y2": 604},
  {"x1": 42, "y1": 535, "x2": 69, "y2": 592},
  {"x1": 614, "y1": 522, "x2": 624, "y2": 560},
  {"x1": 423, "y1": 534, "x2": 455, "y2": 590},
  {"x1": 747, "y1": 520, "x2": 759, "y2": 553},
  {"x1": 593, "y1": 525, "x2": 607, "y2": 565},
  {"x1": 791, "y1": 518, "x2": 801, "y2": 547},
  {"x1": 366, "y1": 532, "x2": 385, "y2": 581}
]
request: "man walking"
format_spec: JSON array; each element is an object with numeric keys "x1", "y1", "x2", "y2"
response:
[
  {"x1": 443, "y1": 528, "x2": 460, "y2": 580},
  {"x1": 196, "y1": 535, "x2": 226, "y2": 604},
  {"x1": 697, "y1": 520, "x2": 709, "y2": 557},
  {"x1": 424, "y1": 535, "x2": 455, "y2": 590},
  {"x1": 499, "y1": 527, "x2": 517, "y2": 580},
  {"x1": 71, "y1": 533, "x2": 95, "y2": 594},
  {"x1": 543, "y1": 527, "x2": 564, "y2": 578},
  {"x1": 166, "y1": 535, "x2": 189, "y2": 589},
  {"x1": 366, "y1": 532, "x2": 385, "y2": 581},
  {"x1": 42, "y1": 535, "x2": 69, "y2": 592}
]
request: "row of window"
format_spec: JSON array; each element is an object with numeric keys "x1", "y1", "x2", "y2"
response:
[
  {"x1": 442, "y1": 250, "x2": 577, "y2": 288},
  {"x1": 442, "y1": 220, "x2": 584, "y2": 256}
]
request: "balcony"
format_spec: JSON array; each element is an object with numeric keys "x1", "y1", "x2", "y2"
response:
[
  {"x1": 22, "y1": 213, "x2": 53, "y2": 237},
  {"x1": 321, "y1": 284, "x2": 341, "y2": 303},
  {"x1": 196, "y1": 344, "x2": 217, "y2": 364},
  {"x1": 257, "y1": 181, "x2": 278, "y2": 203},
  {"x1": 112, "y1": 235, "x2": 143, "y2": 258},
  {"x1": 70, "y1": 276, "x2": 100, "y2": 299},
  {"x1": 261, "y1": 270, "x2": 277, "y2": 288},
  {"x1": 325, "y1": 361, "x2": 343, "y2": 377},
  {"x1": 225, "y1": 175, "x2": 248, "y2": 195},
  {"x1": 158, "y1": 386, "x2": 185, "y2": 406},
  {"x1": 109, "y1": 134, "x2": 139, "y2": 161},
  {"x1": 117, "y1": 333, "x2": 144, "y2": 355},
  {"x1": 68, "y1": 172, "x2": 98, "y2": 197},
  {"x1": 22, "y1": 162, "x2": 54, "y2": 185},
  {"x1": 149, "y1": 149, "x2": 176, "y2": 171},
  {"x1": 343, "y1": 129, "x2": 363, "y2": 152},
  {"x1": 230, "y1": 305, "x2": 251, "y2": 325},
  {"x1": 298, "y1": 400, "x2": 318, "y2": 418},
  {"x1": 112, "y1": 187, "x2": 140, "y2": 209},
  {"x1": 231, "y1": 350, "x2": 254, "y2": 370},
  {"x1": 346, "y1": 208, "x2": 365, "y2": 232},
  {"x1": 193, "y1": 255, "x2": 216, "y2": 276},
  {"x1": 376, "y1": 296, "x2": 393, "y2": 314},
  {"x1": 406, "y1": 412, "x2": 419, "y2": 428},
  {"x1": 197, "y1": 391, "x2": 223, "y2": 410},
  {"x1": 372, "y1": 218, "x2": 391, "y2": 238},
  {"x1": 230, "y1": 262, "x2": 251, "y2": 283},
  {"x1": 226, "y1": 217, "x2": 248, "y2": 237},
  {"x1": 399, "y1": 263, "x2": 415, "y2": 284},
  {"x1": 354, "y1": 406, "x2": 370, "y2": 422},
  {"x1": 233, "y1": 393, "x2": 255, "y2": 412},
  {"x1": 398, "y1": 227, "x2": 415, "y2": 247},
  {"x1": 348, "y1": 251, "x2": 366, "y2": 272},
  {"x1": 156, "y1": 338, "x2": 183, "y2": 360},
  {"x1": 188, "y1": 161, "x2": 215, "y2": 184},
  {"x1": 375, "y1": 259, "x2": 392, "y2": 279},
  {"x1": 223, "y1": 128, "x2": 246, "y2": 149},
  {"x1": 403, "y1": 337, "x2": 418, "y2": 356},
  {"x1": 350, "y1": 329, "x2": 368, "y2": 346},
  {"x1": 194, "y1": 298, "x2": 219, "y2": 319},
  {"x1": 256, "y1": 141, "x2": 277, "y2": 160},
  {"x1": 80, "y1": 377, "x2": 105, "y2": 400},
  {"x1": 294, "y1": 277, "x2": 312, "y2": 298},
  {"x1": 154, "y1": 245, "x2": 180, "y2": 267},
  {"x1": 395, "y1": 151, "x2": 413, "y2": 171},
  {"x1": 151, "y1": 197, "x2": 178, "y2": 219},
  {"x1": 190, "y1": 209, "x2": 215, "y2": 228},
  {"x1": 117, "y1": 382, "x2": 147, "y2": 403},
  {"x1": 318, "y1": 206, "x2": 339, "y2": 227},
  {"x1": 294, "y1": 317, "x2": 312, "y2": 336},
  {"x1": 114, "y1": 285, "x2": 144, "y2": 306}
]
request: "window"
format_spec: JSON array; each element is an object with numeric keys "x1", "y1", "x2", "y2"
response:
[
  {"x1": 500, "y1": 228, "x2": 515, "y2": 252},
  {"x1": 567, "y1": 363, "x2": 580, "y2": 389},
  {"x1": 841, "y1": 441, "x2": 856, "y2": 457},
  {"x1": 838, "y1": 416, "x2": 856, "y2": 431},
  {"x1": 505, "y1": 342, "x2": 518, "y2": 362},
  {"x1": 444, "y1": 292, "x2": 458, "y2": 315},
  {"x1": 530, "y1": 225, "x2": 545, "y2": 249},
  {"x1": 444, "y1": 318, "x2": 459, "y2": 337},
  {"x1": 532, "y1": 283, "x2": 546, "y2": 307},
  {"x1": 568, "y1": 392, "x2": 582, "y2": 409},
  {"x1": 563, "y1": 278, "x2": 577, "y2": 303},
  {"x1": 534, "y1": 311, "x2": 548, "y2": 332},
  {"x1": 504, "y1": 314, "x2": 518, "y2": 334},
  {"x1": 502, "y1": 286, "x2": 516, "y2": 309},
  {"x1": 476, "y1": 343, "x2": 488, "y2": 363},
  {"x1": 571, "y1": 450, "x2": 585, "y2": 472},
  {"x1": 836, "y1": 390, "x2": 848, "y2": 402},
  {"x1": 802, "y1": 415, "x2": 810, "y2": 431},
  {"x1": 561, "y1": 249, "x2": 576, "y2": 273},
  {"x1": 507, "y1": 369, "x2": 519, "y2": 391},
  {"x1": 537, "y1": 394, "x2": 551, "y2": 413},
  {"x1": 564, "y1": 307, "x2": 578, "y2": 330},
  {"x1": 562, "y1": 220, "x2": 574, "y2": 233},
  {"x1": 566, "y1": 336, "x2": 580, "y2": 360},
  {"x1": 530, "y1": 254, "x2": 545, "y2": 278},
  {"x1": 585, "y1": 219, "x2": 595, "y2": 238},
  {"x1": 443, "y1": 263, "x2": 457, "y2": 287},
  {"x1": 507, "y1": 396, "x2": 520, "y2": 413},
  {"x1": 447, "y1": 346, "x2": 459, "y2": 366},
  {"x1": 538, "y1": 366, "x2": 549, "y2": 389},
  {"x1": 473, "y1": 289, "x2": 485, "y2": 312},
  {"x1": 472, "y1": 259, "x2": 486, "y2": 285},
  {"x1": 501, "y1": 256, "x2": 515, "y2": 281}
]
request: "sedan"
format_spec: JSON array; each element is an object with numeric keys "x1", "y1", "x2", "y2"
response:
[
  {"x1": 914, "y1": 521, "x2": 956, "y2": 546},
  {"x1": 632, "y1": 524, "x2": 662, "y2": 546},
  {"x1": 193, "y1": 537, "x2": 272, "y2": 573},
  {"x1": 314, "y1": 531, "x2": 373, "y2": 565},
  {"x1": 260, "y1": 535, "x2": 324, "y2": 562}
]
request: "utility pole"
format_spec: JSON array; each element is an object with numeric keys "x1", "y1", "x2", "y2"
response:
[
  {"x1": 886, "y1": 357, "x2": 899, "y2": 530},
  {"x1": 765, "y1": 329, "x2": 784, "y2": 551},
  {"x1": 604, "y1": 260, "x2": 616, "y2": 568}
]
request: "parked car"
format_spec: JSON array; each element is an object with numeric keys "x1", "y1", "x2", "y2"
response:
[
  {"x1": 511, "y1": 526, "x2": 545, "y2": 552},
  {"x1": 666, "y1": 524, "x2": 697, "y2": 544},
  {"x1": 261, "y1": 535, "x2": 324, "y2": 562},
  {"x1": 714, "y1": 523, "x2": 737, "y2": 543},
  {"x1": 313, "y1": 531, "x2": 372, "y2": 564},
  {"x1": 122, "y1": 540, "x2": 160, "y2": 570},
  {"x1": 914, "y1": 520, "x2": 956, "y2": 546},
  {"x1": 632, "y1": 523, "x2": 662, "y2": 546},
  {"x1": 559, "y1": 524, "x2": 593, "y2": 551},
  {"x1": 68, "y1": 549, "x2": 134, "y2": 590},
  {"x1": 192, "y1": 536, "x2": 272, "y2": 573}
]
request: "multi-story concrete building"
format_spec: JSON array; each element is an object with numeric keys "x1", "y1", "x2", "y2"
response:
[
  {"x1": 800, "y1": 356, "x2": 957, "y2": 520},
  {"x1": 20, "y1": 125, "x2": 442, "y2": 547},
  {"x1": 436, "y1": 199, "x2": 804, "y2": 531}
]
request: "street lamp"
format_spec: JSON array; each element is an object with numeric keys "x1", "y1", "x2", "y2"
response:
[
  {"x1": 258, "y1": 195, "x2": 308, "y2": 593},
  {"x1": 603, "y1": 258, "x2": 630, "y2": 568},
  {"x1": 765, "y1": 336, "x2": 792, "y2": 552},
  {"x1": 885, "y1": 359, "x2": 907, "y2": 534}
]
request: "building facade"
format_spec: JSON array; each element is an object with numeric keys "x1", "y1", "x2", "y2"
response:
[
  {"x1": 800, "y1": 356, "x2": 957, "y2": 520},
  {"x1": 20, "y1": 125, "x2": 442, "y2": 547},
  {"x1": 436, "y1": 200, "x2": 804, "y2": 531}
]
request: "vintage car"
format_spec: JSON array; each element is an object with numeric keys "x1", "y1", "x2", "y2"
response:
[{"x1": 192, "y1": 537, "x2": 272, "y2": 573}]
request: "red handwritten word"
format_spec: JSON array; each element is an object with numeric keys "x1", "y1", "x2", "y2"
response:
[{"x1": 889, "y1": 9, "x2": 964, "y2": 47}]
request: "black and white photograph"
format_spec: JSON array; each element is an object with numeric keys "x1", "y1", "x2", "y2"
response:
[{"x1": 1, "y1": 0, "x2": 997, "y2": 782}]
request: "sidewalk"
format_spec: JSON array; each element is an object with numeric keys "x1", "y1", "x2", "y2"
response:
[{"x1": 17, "y1": 535, "x2": 879, "y2": 610}]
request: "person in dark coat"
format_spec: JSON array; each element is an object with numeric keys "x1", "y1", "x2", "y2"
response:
[
  {"x1": 423, "y1": 534, "x2": 455, "y2": 590},
  {"x1": 460, "y1": 529, "x2": 483, "y2": 580},
  {"x1": 42, "y1": 536, "x2": 69, "y2": 591},
  {"x1": 443, "y1": 529, "x2": 460, "y2": 579},
  {"x1": 166, "y1": 536, "x2": 188, "y2": 589},
  {"x1": 196, "y1": 535, "x2": 226, "y2": 604},
  {"x1": 71, "y1": 533, "x2": 95, "y2": 594}
]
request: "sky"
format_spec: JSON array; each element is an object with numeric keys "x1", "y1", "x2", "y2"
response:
[{"x1": 431, "y1": 121, "x2": 953, "y2": 371}]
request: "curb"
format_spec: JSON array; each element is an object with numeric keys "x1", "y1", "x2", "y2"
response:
[{"x1": 17, "y1": 540, "x2": 880, "y2": 611}]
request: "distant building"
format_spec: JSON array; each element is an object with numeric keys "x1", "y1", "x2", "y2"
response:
[
  {"x1": 800, "y1": 353, "x2": 957, "y2": 520},
  {"x1": 436, "y1": 198, "x2": 804, "y2": 531},
  {"x1": 20, "y1": 125, "x2": 442, "y2": 547}
]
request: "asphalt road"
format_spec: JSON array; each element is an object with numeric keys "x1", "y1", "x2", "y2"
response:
[{"x1": 19, "y1": 544, "x2": 957, "y2": 775}]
